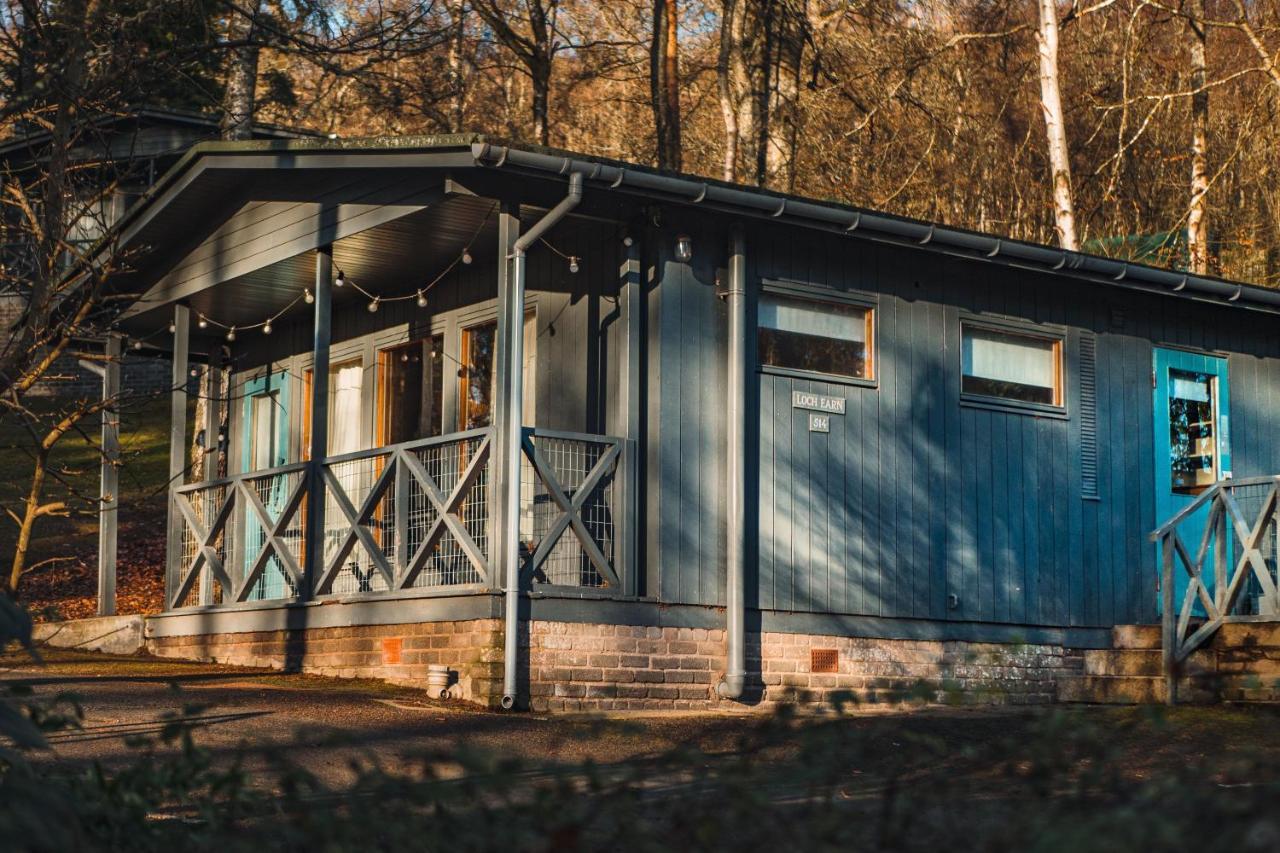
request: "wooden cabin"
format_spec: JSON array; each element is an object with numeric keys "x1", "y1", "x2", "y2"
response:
[{"x1": 99, "y1": 136, "x2": 1280, "y2": 709}]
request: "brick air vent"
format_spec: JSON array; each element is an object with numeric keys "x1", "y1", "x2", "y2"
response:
[
  {"x1": 381, "y1": 637, "x2": 403, "y2": 665},
  {"x1": 810, "y1": 648, "x2": 839, "y2": 673}
]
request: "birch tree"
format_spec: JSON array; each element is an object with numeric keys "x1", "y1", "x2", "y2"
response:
[
  {"x1": 1035, "y1": 0, "x2": 1078, "y2": 249},
  {"x1": 1187, "y1": 0, "x2": 1210, "y2": 274}
]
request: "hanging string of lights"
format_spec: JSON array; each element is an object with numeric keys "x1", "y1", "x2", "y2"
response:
[{"x1": 131, "y1": 201, "x2": 582, "y2": 350}]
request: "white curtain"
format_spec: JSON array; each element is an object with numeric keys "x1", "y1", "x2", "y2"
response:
[
  {"x1": 962, "y1": 327, "x2": 1054, "y2": 387},
  {"x1": 1171, "y1": 374, "x2": 1210, "y2": 402},
  {"x1": 328, "y1": 362, "x2": 364, "y2": 455},
  {"x1": 759, "y1": 296, "x2": 865, "y2": 342}
]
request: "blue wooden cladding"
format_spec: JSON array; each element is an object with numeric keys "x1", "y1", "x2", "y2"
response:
[{"x1": 645, "y1": 219, "x2": 1280, "y2": 631}]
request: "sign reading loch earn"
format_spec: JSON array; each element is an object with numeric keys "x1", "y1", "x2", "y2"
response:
[{"x1": 792, "y1": 391, "x2": 846, "y2": 415}]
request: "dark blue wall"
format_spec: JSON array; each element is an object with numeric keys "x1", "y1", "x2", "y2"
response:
[{"x1": 645, "y1": 218, "x2": 1280, "y2": 629}]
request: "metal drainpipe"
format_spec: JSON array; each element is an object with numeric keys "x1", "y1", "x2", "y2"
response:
[
  {"x1": 717, "y1": 225, "x2": 747, "y2": 700},
  {"x1": 501, "y1": 172, "x2": 584, "y2": 711}
]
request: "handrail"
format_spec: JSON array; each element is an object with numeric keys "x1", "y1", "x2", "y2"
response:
[
  {"x1": 1153, "y1": 474, "x2": 1280, "y2": 704},
  {"x1": 175, "y1": 461, "x2": 309, "y2": 494}
]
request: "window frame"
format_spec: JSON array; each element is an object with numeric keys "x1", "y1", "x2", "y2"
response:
[
  {"x1": 958, "y1": 316, "x2": 1067, "y2": 418},
  {"x1": 756, "y1": 280, "x2": 878, "y2": 389}
]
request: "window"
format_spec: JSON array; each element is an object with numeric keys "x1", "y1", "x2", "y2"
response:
[
  {"x1": 961, "y1": 324, "x2": 1063, "y2": 407},
  {"x1": 302, "y1": 358, "x2": 365, "y2": 458},
  {"x1": 1168, "y1": 368, "x2": 1219, "y2": 494},
  {"x1": 458, "y1": 313, "x2": 536, "y2": 431},
  {"x1": 758, "y1": 293, "x2": 874, "y2": 381},
  {"x1": 378, "y1": 335, "x2": 444, "y2": 445}
]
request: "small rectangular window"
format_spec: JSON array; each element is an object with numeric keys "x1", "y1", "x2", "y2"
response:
[
  {"x1": 378, "y1": 335, "x2": 444, "y2": 445},
  {"x1": 758, "y1": 293, "x2": 874, "y2": 381},
  {"x1": 961, "y1": 324, "x2": 1063, "y2": 407}
]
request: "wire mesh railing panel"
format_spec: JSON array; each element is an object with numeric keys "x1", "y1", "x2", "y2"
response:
[
  {"x1": 1222, "y1": 480, "x2": 1279, "y2": 616},
  {"x1": 406, "y1": 435, "x2": 489, "y2": 587},
  {"x1": 173, "y1": 482, "x2": 229, "y2": 609},
  {"x1": 323, "y1": 454, "x2": 393, "y2": 595},
  {"x1": 522, "y1": 433, "x2": 618, "y2": 588},
  {"x1": 242, "y1": 469, "x2": 305, "y2": 601}
]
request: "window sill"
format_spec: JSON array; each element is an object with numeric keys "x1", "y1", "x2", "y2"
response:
[
  {"x1": 959, "y1": 393, "x2": 1068, "y2": 420},
  {"x1": 758, "y1": 364, "x2": 878, "y2": 389}
]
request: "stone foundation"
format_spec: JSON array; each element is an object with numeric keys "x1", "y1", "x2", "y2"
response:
[{"x1": 145, "y1": 617, "x2": 1087, "y2": 711}]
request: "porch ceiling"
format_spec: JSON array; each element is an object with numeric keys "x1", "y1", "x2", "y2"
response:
[{"x1": 119, "y1": 192, "x2": 501, "y2": 343}]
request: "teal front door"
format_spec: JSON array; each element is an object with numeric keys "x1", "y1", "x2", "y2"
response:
[
  {"x1": 241, "y1": 372, "x2": 291, "y2": 600},
  {"x1": 1153, "y1": 347, "x2": 1230, "y2": 614}
]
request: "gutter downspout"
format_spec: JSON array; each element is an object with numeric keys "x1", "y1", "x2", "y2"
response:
[
  {"x1": 501, "y1": 171, "x2": 584, "y2": 711},
  {"x1": 717, "y1": 225, "x2": 747, "y2": 700}
]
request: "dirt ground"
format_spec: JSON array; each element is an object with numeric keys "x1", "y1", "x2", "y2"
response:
[{"x1": 4, "y1": 648, "x2": 1280, "y2": 794}]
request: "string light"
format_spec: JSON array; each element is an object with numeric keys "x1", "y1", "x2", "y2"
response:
[
  {"x1": 151, "y1": 201, "x2": 500, "y2": 347},
  {"x1": 168, "y1": 320, "x2": 177, "y2": 333},
  {"x1": 568, "y1": 256, "x2": 580, "y2": 274},
  {"x1": 133, "y1": 339, "x2": 143, "y2": 351},
  {"x1": 540, "y1": 237, "x2": 582, "y2": 275}
]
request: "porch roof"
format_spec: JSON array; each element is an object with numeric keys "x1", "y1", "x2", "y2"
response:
[{"x1": 100, "y1": 133, "x2": 1280, "y2": 350}]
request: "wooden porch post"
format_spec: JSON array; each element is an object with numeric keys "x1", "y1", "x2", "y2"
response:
[
  {"x1": 197, "y1": 344, "x2": 224, "y2": 606},
  {"x1": 620, "y1": 236, "x2": 642, "y2": 598},
  {"x1": 164, "y1": 304, "x2": 190, "y2": 608},
  {"x1": 96, "y1": 333, "x2": 122, "y2": 617},
  {"x1": 303, "y1": 246, "x2": 333, "y2": 598},
  {"x1": 492, "y1": 201, "x2": 521, "y2": 588}
]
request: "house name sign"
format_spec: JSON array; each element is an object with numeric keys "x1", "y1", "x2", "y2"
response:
[{"x1": 792, "y1": 391, "x2": 845, "y2": 432}]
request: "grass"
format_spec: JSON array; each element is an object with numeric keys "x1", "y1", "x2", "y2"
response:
[{"x1": 0, "y1": 393, "x2": 174, "y2": 584}]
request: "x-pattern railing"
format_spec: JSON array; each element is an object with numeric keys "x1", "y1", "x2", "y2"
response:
[
  {"x1": 315, "y1": 429, "x2": 492, "y2": 594},
  {"x1": 1151, "y1": 475, "x2": 1280, "y2": 703},
  {"x1": 171, "y1": 462, "x2": 308, "y2": 609},
  {"x1": 520, "y1": 429, "x2": 623, "y2": 589}
]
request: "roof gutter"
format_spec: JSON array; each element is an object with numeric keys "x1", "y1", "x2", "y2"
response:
[{"x1": 472, "y1": 142, "x2": 1280, "y2": 314}]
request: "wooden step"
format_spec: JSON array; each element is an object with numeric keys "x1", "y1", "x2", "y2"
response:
[{"x1": 1111, "y1": 625, "x2": 1161, "y2": 650}]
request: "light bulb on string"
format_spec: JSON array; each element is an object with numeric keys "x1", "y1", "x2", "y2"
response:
[
  {"x1": 226, "y1": 326, "x2": 236, "y2": 342},
  {"x1": 197, "y1": 315, "x2": 208, "y2": 330},
  {"x1": 335, "y1": 270, "x2": 346, "y2": 287},
  {"x1": 133, "y1": 339, "x2": 143, "y2": 351},
  {"x1": 367, "y1": 297, "x2": 380, "y2": 313},
  {"x1": 568, "y1": 256, "x2": 580, "y2": 274},
  {"x1": 168, "y1": 321, "x2": 176, "y2": 334},
  {"x1": 304, "y1": 289, "x2": 314, "y2": 304},
  {"x1": 416, "y1": 290, "x2": 428, "y2": 308},
  {"x1": 262, "y1": 319, "x2": 273, "y2": 335},
  {"x1": 461, "y1": 248, "x2": 473, "y2": 265}
]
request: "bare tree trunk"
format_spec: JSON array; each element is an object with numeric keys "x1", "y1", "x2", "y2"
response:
[
  {"x1": 718, "y1": 0, "x2": 741, "y2": 181},
  {"x1": 651, "y1": 0, "x2": 682, "y2": 170},
  {"x1": 765, "y1": 0, "x2": 807, "y2": 191},
  {"x1": 1035, "y1": 0, "x2": 1078, "y2": 250},
  {"x1": 752, "y1": 0, "x2": 775, "y2": 185},
  {"x1": 221, "y1": 3, "x2": 261, "y2": 141},
  {"x1": 7, "y1": 451, "x2": 48, "y2": 598},
  {"x1": 448, "y1": 0, "x2": 467, "y2": 133},
  {"x1": 1187, "y1": 0, "x2": 1210, "y2": 275}
]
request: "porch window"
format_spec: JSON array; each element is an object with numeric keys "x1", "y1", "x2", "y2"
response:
[
  {"x1": 758, "y1": 293, "x2": 874, "y2": 381},
  {"x1": 458, "y1": 312, "x2": 537, "y2": 431},
  {"x1": 302, "y1": 358, "x2": 366, "y2": 458},
  {"x1": 378, "y1": 335, "x2": 444, "y2": 445},
  {"x1": 961, "y1": 324, "x2": 1063, "y2": 407}
]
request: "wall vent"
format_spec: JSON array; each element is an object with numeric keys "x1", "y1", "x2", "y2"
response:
[
  {"x1": 810, "y1": 648, "x2": 839, "y2": 674},
  {"x1": 1080, "y1": 331, "x2": 1099, "y2": 499}
]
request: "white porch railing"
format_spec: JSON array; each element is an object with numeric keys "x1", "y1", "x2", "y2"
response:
[{"x1": 167, "y1": 427, "x2": 631, "y2": 610}]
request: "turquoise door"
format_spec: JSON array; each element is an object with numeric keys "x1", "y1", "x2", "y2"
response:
[
  {"x1": 1153, "y1": 348, "x2": 1230, "y2": 614},
  {"x1": 241, "y1": 372, "x2": 291, "y2": 600}
]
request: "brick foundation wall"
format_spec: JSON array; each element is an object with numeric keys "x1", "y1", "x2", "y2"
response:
[{"x1": 147, "y1": 616, "x2": 1086, "y2": 712}]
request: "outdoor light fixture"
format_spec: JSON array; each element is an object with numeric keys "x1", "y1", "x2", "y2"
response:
[
  {"x1": 168, "y1": 321, "x2": 176, "y2": 334},
  {"x1": 675, "y1": 234, "x2": 693, "y2": 263},
  {"x1": 367, "y1": 297, "x2": 380, "y2": 313},
  {"x1": 133, "y1": 339, "x2": 143, "y2": 351},
  {"x1": 568, "y1": 256, "x2": 580, "y2": 274},
  {"x1": 461, "y1": 248, "x2": 473, "y2": 265},
  {"x1": 335, "y1": 270, "x2": 346, "y2": 287},
  {"x1": 416, "y1": 290, "x2": 428, "y2": 308},
  {"x1": 304, "y1": 289, "x2": 314, "y2": 304},
  {"x1": 262, "y1": 320, "x2": 272, "y2": 335},
  {"x1": 226, "y1": 326, "x2": 236, "y2": 342},
  {"x1": 197, "y1": 315, "x2": 209, "y2": 330}
]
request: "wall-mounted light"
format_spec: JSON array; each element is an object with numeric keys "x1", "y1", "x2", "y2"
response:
[{"x1": 675, "y1": 234, "x2": 693, "y2": 264}]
